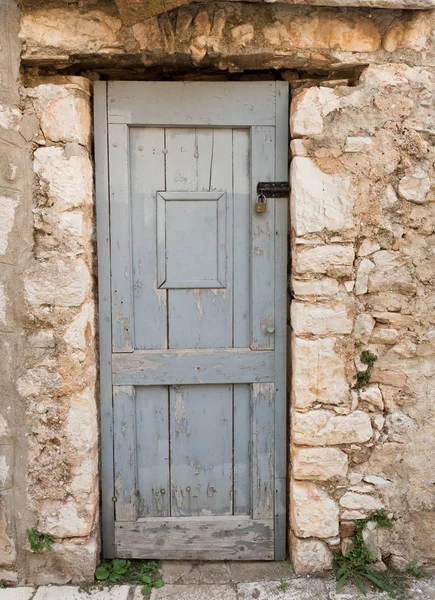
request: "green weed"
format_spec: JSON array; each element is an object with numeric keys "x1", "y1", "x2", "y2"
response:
[{"x1": 26, "y1": 528, "x2": 54, "y2": 552}]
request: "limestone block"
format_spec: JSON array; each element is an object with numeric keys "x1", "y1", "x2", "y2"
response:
[
  {"x1": 17, "y1": 367, "x2": 63, "y2": 399},
  {"x1": 358, "y1": 239, "x2": 380, "y2": 257},
  {"x1": 290, "y1": 158, "x2": 353, "y2": 235},
  {"x1": 344, "y1": 137, "x2": 373, "y2": 152},
  {"x1": 231, "y1": 24, "x2": 254, "y2": 45},
  {"x1": 339, "y1": 492, "x2": 383, "y2": 513},
  {"x1": 370, "y1": 369, "x2": 407, "y2": 387},
  {"x1": 292, "y1": 337, "x2": 349, "y2": 408},
  {"x1": 355, "y1": 258, "x2": 375, "y2": 295},
  {"x1": 290, "y1": 534, "x2": 333, "y2": 575},
  {"x1": 291, "y1": 480, "x2": 339, "y2": 538},
  {"x1": 34, "y1": 147, "x2": 93, "y2": 212},
  {"x1": 64, "y1": 303, "x2": 93, "y2": 353},
  {"x1": 364, "y1": 475, "x2": 391, "y2": 487},
  {"x1": 292, "y1": 410, "x2": 373, "y2": 446},
  {"x1": 24, "y1": 258, "x2": 90, "y2": 308},
  {"x1": 39, "y1": 496, "x2": 96, "y2": 538},
  {"x1": 371, "y1": 328, "x2": 399, "y2": 345},
  {"x1": 292, "y1": 447, "x2": 348, "y2": 481},
  {"x1": 290, "y1": 87, "x2": 338, "y2": 137},
  {"x1": 0, "y1": 194, "x2": 19, "y2": 256},
  {"x1": 66, "y1": 388, "x2": 98, "y2": 454},
  {"x1": 20, "y1": 9, "x2": 123, "y2": 54},
  {"x1": 398, "y1": 169, "x2": 431, "y2": 204},
  {"x1": 295, "y1": 245, "x2": 355, "y2": 275},
  {"x1": 292, "y1": 302, "x2": 353, "y2": 335},
  {"x1": 292, "y1": 278, "x2": 339, "y2": 297},
  {"x1": 354, "y1": 313, "x2": 376, "y2": 343},
  {"x1": 369, "y1": 250, "x2": 416, "y2": 294},
  {"x1": 290, "y1": 139, "x2": 309, "y2": 157},
  {"x1": 359, "y1": 386, "x2": 384, "y2": 411},
  {"x1": 40, "y1": 94, "x2": 90, "y2": 146},
  {"x1": 383, "y1": 12, "x2": 433, "y2": 53}
]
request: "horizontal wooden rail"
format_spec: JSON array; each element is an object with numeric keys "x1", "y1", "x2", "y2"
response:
[
  {"x1": 112, "y1": 348, "x2": 274, "y2": 385},
  {"x1": 115, "y1": 516, "x2": 274, "y2": 560}
]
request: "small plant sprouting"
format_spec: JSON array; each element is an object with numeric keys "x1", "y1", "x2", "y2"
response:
[
  {"x1": 355, "y1": 370, "x2": 371, "y2": 389},
  {"x1": 26, "y1": 528, "x2": 54, "y2": 552},
  {"x1": 354, "y1": 349, "x2": 377, "y2": 390},
  {"x1": 93, "y1": 559, "x2": 164, "y2": 595},
  {"x1": 95, "y1": 559, "x2": 131, "y2": 583},
  {"x1": 405, "y1": 560, "x2": 432, "y2": 578},
  {"x1": 360, "y1": 350, "x2": 378, "y2": 367},
  {"x1": 279, "y1": 579, "x2": 289, "y2": 593}
]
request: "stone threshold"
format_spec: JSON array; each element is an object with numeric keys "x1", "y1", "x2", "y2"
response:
[{"x1": 3, "y1": 570, "x2": 435, "y2": 600}]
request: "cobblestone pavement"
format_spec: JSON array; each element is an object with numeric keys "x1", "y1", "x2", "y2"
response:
[{"x1": 1, "y1": 562, "x2": 434, "y2": 599}]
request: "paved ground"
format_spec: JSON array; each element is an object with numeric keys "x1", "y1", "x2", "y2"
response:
[{"x1": 2, "y1": 562, "x2": 435, "y2": 599}]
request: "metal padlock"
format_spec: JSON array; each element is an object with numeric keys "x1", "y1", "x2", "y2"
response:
[{"x1": 255, "y1": 193, "x2": 267, "y2": 213}]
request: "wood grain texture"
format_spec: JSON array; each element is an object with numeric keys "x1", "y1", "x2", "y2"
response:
[
  {"x1": 252, "y1": 383, "x2": 275, "y2": 520},
  {"x1": 108, "y1": 124, "x2": 134, "y2": 352},
  {"x1": 94, "y1": 81, "x2": 116, "y2": 557},
  {"x1": 114, "y1": 385, "x2": 138, "y2": 521},
  {"x1": 170, "y1": 385, "x2": 233, "y2": 516},
  {"x1": 112, "y1": 348, "x2": 274, "y2": 385},
  {"x1": 130, "y1": 127, "x2": 167, "y2": 350},
  {"x1": 108, "y1": 82, "x2": 277, "y2": 126},
  {"x1": 251, "y1": 126, "x2": 276, "y2": 351},
  {"x1": 136, "y1": 386, "x2": 170, "y2": 518},
  {"x1": 166, "y1": 128, "x2": 233, "y2": 349},
  {"x1": 115, "y1": 517, "x2": 274, "y2": 560}
]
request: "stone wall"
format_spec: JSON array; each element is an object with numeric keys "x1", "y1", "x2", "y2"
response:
[
  {"x1": 16, "y1": 77, "x2": 99, "y2": 584},
  {"x1": 0, "y1": 47, "x2": 99, "y2": 582},
  {"x1": 0, "y1": 0, "x2": 433, "y2": 583},
  {"x1": 289, "y1": 63, "x2": 435, "y2": 573}
]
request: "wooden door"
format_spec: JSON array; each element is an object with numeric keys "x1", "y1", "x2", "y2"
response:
[{"x1": 94, "y1": 82, "x2": 288, "y2": 560}]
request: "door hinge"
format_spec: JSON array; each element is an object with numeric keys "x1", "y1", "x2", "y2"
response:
[{"x1": 257, "y1": 182, "x2": 291, "y2": 198}]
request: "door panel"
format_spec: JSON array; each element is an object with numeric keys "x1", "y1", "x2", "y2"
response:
[{"x1": 95, "y1": 81, "x2": 288, "y2": 560}]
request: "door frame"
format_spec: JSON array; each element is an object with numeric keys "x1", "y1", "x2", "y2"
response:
[{"x1": 94, "y1": 80, "x2": 289, "y2": 559}]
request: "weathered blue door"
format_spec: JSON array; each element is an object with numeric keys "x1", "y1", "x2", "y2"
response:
[{"x1": 95, "y1": 82, "x2": 288, "y2": 560}]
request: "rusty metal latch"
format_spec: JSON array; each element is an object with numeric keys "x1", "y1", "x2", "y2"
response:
[{"x1": 257, "y1": 182, "x2": 291, "y2": 198}]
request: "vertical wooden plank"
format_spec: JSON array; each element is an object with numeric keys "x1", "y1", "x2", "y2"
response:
[
  {"x1": 108, "y1": 123, "x2": 134, "y2": 352},
  {"x1": 170, "y1": 385, "x2": 233, "y2": 516},
  {"x1": 274, "y1": 81, "x2": 289, "y2": 559},
  {"x1": 114, "y1": 385, "x2": 138, "y2": 521},
  {"x1": 94, "y1": 81, "x2": 115, "y2": 558},
  {"x1": 130, "y1": 128, "x2": 167, "y2": 349},
  {"x1": 251, "y1": 126, "x2": 275, "y2": 350},
  {"x1": 167, "y1": 129, "x2": 233, "y2": 349},
  {"x1": 233, "y1": 129, "x2": 251, "y2": 348},
  {"x1": 234, "y1": 384, "x2": 251, "y2": 515},
  {"x1": 196, "y1": 129, "x2": 213, "y2": 191},
  {"x1": 165, "y1": 127, "x2": 196, "y2": 190},
  {"x1": 252, "y1": 383, "x2": 274, "y2": 520},
  {"x1": 136, "y1": 386, "x2": 170, "y2": 517}
]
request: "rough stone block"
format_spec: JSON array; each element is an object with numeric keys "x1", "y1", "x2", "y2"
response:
[
  {"x1": 339, "y1": 492, "x2": 383, "y2": 513},
  {"x1": 290, "y1": 534, "x2": 334, "y2": 575},
  {"x1": 0, "y1": 193, "x2": 19, "y2": 257},
  {"x1": 20, "y1": 9, "x2": 123, "y2": 54},
  {"x1": 290, "y1": 157, "x2": 353, "y2": 235},
  {"x1": 291, "y1": 480, "x2": 339, "y2": 538},
  {"x1": 290, "y1": 87, "x2": 337, "y2": 137},
  {"x1": 292, "y1": 337, "x2": 349, "y2": 408},
  {"x1": 292, "y1": 302, "x2": 353, "y2": 335},
  {"x1": 354, "y1": 313, "x2": 376, "y2": 343},
  {"x1": 295, "y1": 245, "x2": 355, "y2": 275},
  {"x1": 292, "y1": 447, "x2": 348, "y2": 481},
  {"x1": 33, "y1": 146, "x2": 93, "y2": 212},
  {"x1": 24, "y1": 258, "x2": 90, "y2": 308},
  {"x1": 292, "y1": 278, "x2": 339, "y2": 297},
  {"x1": 292, "y1": 410, "x2": 373, "y2": 446}
]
